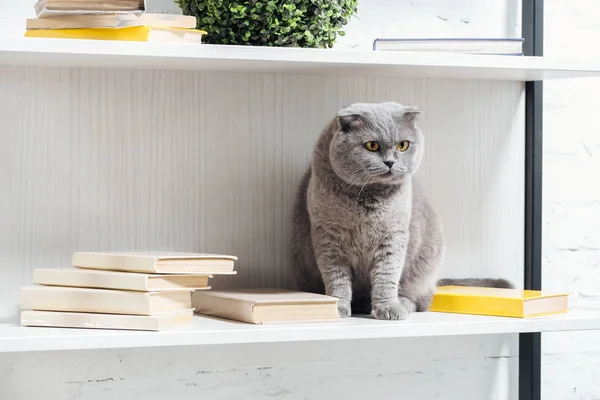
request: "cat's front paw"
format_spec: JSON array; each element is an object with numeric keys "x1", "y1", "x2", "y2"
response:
[
  {"x1": 337, "y1": 300, "x2": 352, "y2": 318},
  {"x1": 372, "y1": 302, "x2": 411, "y2": 320}
]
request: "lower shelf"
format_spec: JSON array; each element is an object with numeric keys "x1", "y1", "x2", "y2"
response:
[{"x1": 2, "y1": 308, "x2": 600, "y2": 353}]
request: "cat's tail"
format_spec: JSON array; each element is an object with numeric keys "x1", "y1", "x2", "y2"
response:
[{"x1": 436, "y1": 278, "x2": 514, "y2": 289}]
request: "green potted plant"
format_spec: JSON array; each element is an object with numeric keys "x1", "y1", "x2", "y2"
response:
[{"x1": 176, "y1": 0, "x2": 358, "y2": 48}]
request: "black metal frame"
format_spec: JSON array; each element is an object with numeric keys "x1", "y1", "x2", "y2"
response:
[{"x1": 520, "y1": 1, "x2": 543, "y2": 399}]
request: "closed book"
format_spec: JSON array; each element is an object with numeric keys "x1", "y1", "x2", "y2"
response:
[
  {"x1": 20, "y1": 286, "x2": 192, "y2": 315},
  {"x1": 25, "y1": 26, "x2": 205, "y2": 44},
  {"x1": 372, "y1": 38, "x2": 524, "y2": 55},
  {"x1": 35, "y1": 0, "x2": 144, "y2": 18},
  {"x1": 21, "y1": 309, "x2": 193, "y2": 331},
  {"x1": 430, "y1": 286, "x2": 568, "y2": 318},
  {"x1": 192, "y1": 289, "x2": 340, "y2": 324},
  {"x1": 33, "y1": 268, "x2": 210, "y2": 292},
  {"x1": 26, "y1": 13, "x2": 197, "y2": 30},
  {"x1": 72, "y1": 251, "x2": 237, "y2": 274}
]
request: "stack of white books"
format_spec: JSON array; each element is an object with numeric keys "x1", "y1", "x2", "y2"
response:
[{"x1": 20, "y1": 252, "x2": 237, "y2": 331}]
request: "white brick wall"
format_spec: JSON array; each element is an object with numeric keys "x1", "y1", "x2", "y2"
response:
[
  {"x1": 1, "y1": 0, "x2": 600, "y2": 397},
  {"x1": 543, "y1": 1, "x2": 600, "y2": 398}
]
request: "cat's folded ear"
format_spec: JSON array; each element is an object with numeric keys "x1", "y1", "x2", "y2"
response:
[
  {"x1": 337, "y1": 113, "x2": 365, "y2": 132},
  {"x1": 401, "y1": 107, "x2": 421, "y2": 126},
  {"x1": 338, "y1": 106, "x2": 368, "y2": 132}
]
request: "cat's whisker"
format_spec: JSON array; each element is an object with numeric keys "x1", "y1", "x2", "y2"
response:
[
  {"x1": 339, "y1": 169, "x2": 367, "y2": 192},
  {"x1": 349, "y1": 172, "x2": 370, "y2": 195},
  {"x1": 357, "y1": 174, "x2": 370, "y2": 198}
]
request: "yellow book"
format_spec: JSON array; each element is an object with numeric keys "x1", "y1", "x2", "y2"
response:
[
  {"x1": 430, "y1": 286, "x2": 568, "y2": 318},
  {"x1": 25, "y1": 26, "x2": 206, "y2": 44}
]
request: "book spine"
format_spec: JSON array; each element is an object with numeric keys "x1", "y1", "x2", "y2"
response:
[{"x1": 192, "y1": 293, "x2": 256, "y2": 324}]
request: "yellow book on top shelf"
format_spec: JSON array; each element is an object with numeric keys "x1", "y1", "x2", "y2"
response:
[
  {"x1": 430, "y1": 286, "x2": 568, "y2": 318},
  {"x1": 25, "y1": 26, "x2": 206, "y2": 44}
]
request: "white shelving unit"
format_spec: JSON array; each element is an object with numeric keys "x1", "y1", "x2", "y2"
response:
[
  {"x1": 2, "y1": 37, "x2": 600, "y2": 399},
  {"x1": 1, "y1": 40, "x2": 600, "y2": 350}
]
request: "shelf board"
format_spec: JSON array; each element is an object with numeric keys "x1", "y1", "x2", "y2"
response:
[
  {"x1": 2, "y1": 308, "x2": 600, "y2": 353},
  {"x1": 2, "y1": 38, "x2": 600, "y2": 81}
]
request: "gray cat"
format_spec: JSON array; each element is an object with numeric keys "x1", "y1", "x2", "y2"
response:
[{"x1": 291, "y1": 102, "x2": 511, "y2": 320}]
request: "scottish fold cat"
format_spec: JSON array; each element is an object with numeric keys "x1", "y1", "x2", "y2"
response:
[{"x1": 291, "y1": 102, "x2": 511, "y2": 320}]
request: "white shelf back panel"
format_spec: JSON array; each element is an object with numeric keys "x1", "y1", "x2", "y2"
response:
[{"x1": 0, "y1": 66, "x2": 524, "y2": 319}]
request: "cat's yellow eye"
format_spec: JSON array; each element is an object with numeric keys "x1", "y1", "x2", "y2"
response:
[
  {"x1": 397, "y1": 141, "x2": 410, "y2": 152},
  {"x1": 365, "y1": 141, "x2": 380, "y2": 152}
]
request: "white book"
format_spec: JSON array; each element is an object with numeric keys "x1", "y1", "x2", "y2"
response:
[
  {"x1": 20, "y1": 286, "x2": 192, "y2": 315},
  {"x1": 26, "y1": 13, "x2": 197, "y2": 30},
  {"x1": 36, "y1": 9, "x2": 143, "y2": 18},
  {"x1": 21, "y1": 309, "x2": 193, "y2": 331},
  {"x1": 35, "y1": 0, "x2": 145, "y2": 18},
  {"x1": 193, "y1": 289, "x2": 340, "y2": 324},
  {"x1": 72, "y1": 252, "x2": 238, "y2": 274},
  {"x1": 372, "y1": 38, "x2": 524, "y2": 55},
  {"x1": 33, "y1": 268, "x2": 211, "y2": 292}
]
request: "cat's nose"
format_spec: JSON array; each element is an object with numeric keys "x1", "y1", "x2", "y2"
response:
[{"x1": 384, "y1": 161, "x2": 395, "y2": 168}]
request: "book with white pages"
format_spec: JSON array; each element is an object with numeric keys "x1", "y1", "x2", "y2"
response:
[
  {"x1": 372, "y1": 38, "x2": 524, "y2": 55},
  {"x1": 35, "y1": 0, "x2": 145, "y2": 18},
  {"x1": 27, "y1": 13, "x2": 196, "y2": 30},
  {"x1": 21, "y1": 309, "x2": 194, "y2": 331},
  {"x1": 72, "y1": 251, "x2": 238, "y2": 274},
  {"x1": 33, "y1": 268, "x2": 212, "y2": 291},
  {"x1": 20, "y1": 286, "x2": 192, "y2": 315}
]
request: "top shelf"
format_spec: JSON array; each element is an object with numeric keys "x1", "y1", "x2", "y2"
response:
[{"x1": 2, "y1": 38, "x2": 600, "y2": 81}]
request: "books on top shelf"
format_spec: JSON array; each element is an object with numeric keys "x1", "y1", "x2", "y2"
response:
[
  {"x1": 27, "y1": 0, "x2": 205, "y2": 44},
  {"x1": 35, "y1": 0, "x2": 146, "y2": 18},
  {"x1": 372, "y1": 38, "x2": 524, "y2": 56},
  {"x1": 192, "y1": 289, "x2": 341, "y2": 324},
  {"x1": 430, "y1": 286, "x2": 568, "y2": 318},
  {"x1": 26, "y1": 13, "x2": 197, "y2": 30},
  {"x1": 25, "y1": 26, "x2": 206, "y2": 43},
  {"x1": 20, "y1": 251, "x2": 238, "y2": 331}
]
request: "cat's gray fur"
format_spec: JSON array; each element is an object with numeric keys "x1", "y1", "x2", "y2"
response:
[{"x1": 291, "y1": 102, "x2": 512, "y2": 320}]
